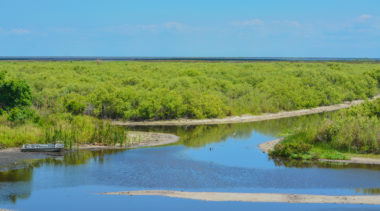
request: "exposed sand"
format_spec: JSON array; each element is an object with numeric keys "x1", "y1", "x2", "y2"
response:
[
  {"x1": 0, "y1": 131, "x2": 179, "y2": 172},
  {"x1": 258, "y1": 139, "x2": 282, "y2": 153},
  {"x1": 78, "y1": 131, "x2": 179, "y2": 150},
  {"x1": 114, "y1": 95, "x2": 379, "y2": 126},
  {"x1": 257, "y1": 139, "x2": 380, "y2": 165},
  {"x1": 320, "y1": 157, "x2": 380, "y2": 165},
  {"x1": 101, "y1": 190, "x2": 380, "y2": 205}
]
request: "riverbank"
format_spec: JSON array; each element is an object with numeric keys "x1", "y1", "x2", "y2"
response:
[
  {"x1": 258, "y1": 139, "x2": 380, "y2": 165},
  {"x1": 0, "y1": 131, "x2": 179, "y2": 172},
  {"x1": 114, "y1": 95, "x2": 380, "y2": 126},
  {"x1": 101, "y1": 190, "x2": 380, "y2": 205}
]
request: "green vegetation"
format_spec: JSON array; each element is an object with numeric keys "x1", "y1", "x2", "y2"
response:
[
  {"x1": 0, "y1": 61, "x2": 379, "y2": 148},
  {"x1": 1, "y1": 61, "x2": 379, "y2": 120},
  {"x1": 270, "y1": 98, "x2": 380, "y2": 160}
]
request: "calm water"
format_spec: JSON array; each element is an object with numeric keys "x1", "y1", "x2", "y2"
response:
[{"x1": 1, "y1": 113, "x2": 380, "y2": 210}]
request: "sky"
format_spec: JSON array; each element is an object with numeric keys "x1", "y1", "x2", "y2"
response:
[{"x1": 0, "y1": 0, "x2": 379, "y2": 57}]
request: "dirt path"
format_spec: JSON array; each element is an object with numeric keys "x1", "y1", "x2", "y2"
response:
[
  {"x1": 101, "y1": 190, "x2": 380, "y2": 205},
  {"x1": 114, "y1": 95, "x2": 380, "y2": 126},
  {"x1": 0, "y1": 131, "x2": 179, "y2": 172}
]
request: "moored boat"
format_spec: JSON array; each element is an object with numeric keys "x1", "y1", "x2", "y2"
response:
[{"x1": 21, "y1": 143, "x2": 64, "y2": 152}]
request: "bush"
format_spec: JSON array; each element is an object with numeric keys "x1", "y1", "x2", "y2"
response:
[
  {"x1": 7, "y1": 107, "x2": 35, "y2": 123},
  {"x1": 270, "y1": 142, "x2": 312, "y2": 159}
]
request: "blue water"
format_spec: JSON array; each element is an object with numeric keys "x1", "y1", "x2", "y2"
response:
[
  {"x1": 182, "y1": 131, "x2": 276, "y2": 168},
  {"x1": 1, "y1": 116, "x2": 380, "y2": 210}
]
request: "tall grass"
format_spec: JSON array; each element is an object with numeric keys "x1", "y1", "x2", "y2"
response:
[{"x1": 0, "y1": 113, "x2": 127, "y2": 148}]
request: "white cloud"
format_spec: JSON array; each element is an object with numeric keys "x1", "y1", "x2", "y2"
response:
[
  {"x1": 0, "y1": 28, "x2": 31, "y2": 35},
  {"x1": 283, "y1": 20, "x2": 300, "y2": 27},
  {"x1": 165, "y1": 22, "x2": 186, "y2": 31},
  {"x1": 106, "y1": 22, "x2": 193, "y2": 34},
  {"x1": 358, "y1": 14, "x2": 373, "y2": 22},
  {"x1": 10, "y1": 28, "x2": 30, "y2": 34},
  {"x1": 231, "y1": 19, "x2": 264, "y2": 26},
  {"x1": 52, "y1": 27, "x2": 75, "y2": 33}
]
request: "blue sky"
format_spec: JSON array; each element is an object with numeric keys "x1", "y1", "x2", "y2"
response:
[{"x1": 0, "y1": 0, "x2": 379, "y2": 57}]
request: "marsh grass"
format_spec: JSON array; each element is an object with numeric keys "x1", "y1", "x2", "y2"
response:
[{"x1": 0, "y1": 113, "x2": 128, "y2": 148}]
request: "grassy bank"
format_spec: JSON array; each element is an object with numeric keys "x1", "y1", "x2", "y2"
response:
[{"x1": 270, "y1": 98, "x2": 380, "y2": 160}]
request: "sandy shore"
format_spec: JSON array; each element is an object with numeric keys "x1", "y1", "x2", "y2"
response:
[
  {"x1": 78, "y1": 131, "x2": 179, "y2": 150},
  {"x1": 0, "y1": 131, "x2": 179, "y2": 172},
  {"x1": 101, "y1": 190, "x2": 380, "y2": 205},
  {"x1": 114, "y1": 95, "x2": 379, "y2": 126},
  {"x1": 257, "y1": 139, "x2": 380, "y2": 165},
  {"x1": 258, "y1": 139, "x2": 282, "y2": 153}
]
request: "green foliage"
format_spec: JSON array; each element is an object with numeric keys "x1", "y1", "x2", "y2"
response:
[
  {"x1": 270, "y1": 142, "x2": 313, "y2": 159},
  {"x1": 7, "y1": 107, "x2": 35, "y2": 123},
  {"x1": 1, "y1": 61, "x2": 378, "y2": 120},
  {"x1": 64, "y1": 94, "x2": 86, "y2": 115},
  {"x1": 0, "y1": 73, "x2": 32, "y2": 111}
]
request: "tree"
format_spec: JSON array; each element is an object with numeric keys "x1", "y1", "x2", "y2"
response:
[{"x1": 0, "y1": 73, "x2": 32, "y2": 111}]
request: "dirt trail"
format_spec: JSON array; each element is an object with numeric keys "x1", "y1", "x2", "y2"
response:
[
  {"x1": 114, "y1": 95, "x2": 380, "y2": 126},
  {"x1": 101, "y1": 190, "x2": 380, "y2": 205}
]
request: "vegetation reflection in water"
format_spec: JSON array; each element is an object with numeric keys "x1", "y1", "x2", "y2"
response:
[
  {"x1": 0, "y1": 149, "x2": 122, "y2": 203},
  {"x1": 128, "y1": 111, "x2": 333, "y2": 148}
]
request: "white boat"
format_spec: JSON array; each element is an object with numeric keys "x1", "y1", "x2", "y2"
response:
[{"x1": 21, "y1": 144, "x2": 64, "y2": 152}]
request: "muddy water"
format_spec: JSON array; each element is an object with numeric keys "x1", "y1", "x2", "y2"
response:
[{"x1": 1, "y1": 113, "x2": 380, "y2": 210}]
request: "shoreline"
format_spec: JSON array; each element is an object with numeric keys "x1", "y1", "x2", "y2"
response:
[
  {"x1": 101, "y1": 190, "x2": 380, "y2": 205},
  {"x1": 0, "y1": 131, "x2": 179, "y2": 172},
  {"x1": 113, "y1": 95, "x2": 380, "y2": 126},
  {"x1": 257, "y1": 139, "x2": 380, "y2": 165}
]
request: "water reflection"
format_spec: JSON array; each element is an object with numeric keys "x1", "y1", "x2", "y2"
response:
[
  {"x1": 128, "y1": 112, "x2": 333, "y2": 148},
  {"x1": 0, "y1": 149, "x2": 123, "y2": 203},
  {"x1": 271, "y1": 157, "x2": 380, "y2": 170},
  {"x1": 356, "y1": 188, "x2": 380, "y2": 195}
]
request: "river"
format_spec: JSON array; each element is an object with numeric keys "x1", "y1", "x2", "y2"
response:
[{"x1": 1, "y1": 113, "x2": 380, "y2": 210}]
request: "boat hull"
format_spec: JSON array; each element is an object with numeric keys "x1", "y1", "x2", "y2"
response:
[{"x1": 21, "y1": 144, "x2": 64, "y2": 153}]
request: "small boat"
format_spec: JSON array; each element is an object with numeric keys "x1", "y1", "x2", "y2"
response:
[{"x1": 21, "y1": 143, "x2": 64, "y2": 152}]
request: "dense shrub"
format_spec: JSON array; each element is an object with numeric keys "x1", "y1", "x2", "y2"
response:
[
  {"x1": 0, "y1": 61, "x2": 379, "y2": 120},
  {"x1": 7, "y1": 107, "x2": 35, "y2": 123}
]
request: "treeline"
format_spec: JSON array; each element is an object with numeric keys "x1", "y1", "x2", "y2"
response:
[
  {"x1": 1, "y1": 61, "x2": 379, "y2": 120},
  {"x1": 270, "y1": 98, "x2": 380, "y2": 159}
]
